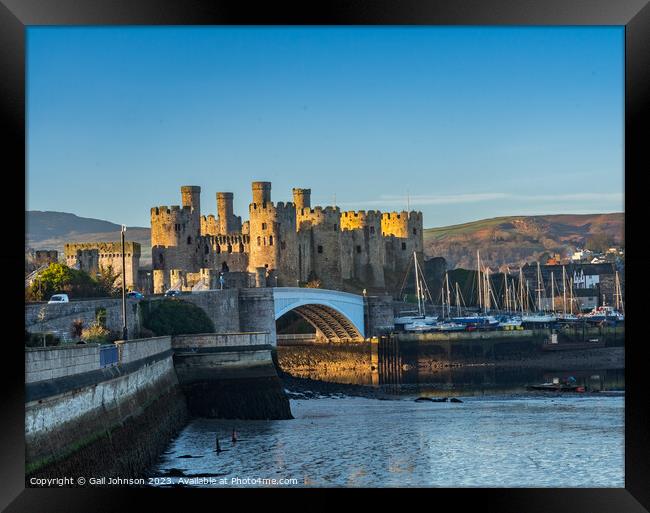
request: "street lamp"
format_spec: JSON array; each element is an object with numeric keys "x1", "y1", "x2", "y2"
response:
[{"x1": 121, "y1": 225, "x2": 128, "y2": 340}]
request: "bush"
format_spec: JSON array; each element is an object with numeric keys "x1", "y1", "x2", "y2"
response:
[
  {"x1": 80, "y1": 322, "x2": 110, "y2": 344},
  {"x1": 140, "y1": 299, "x2": 215, "y2": 336},
  {"x1": 71, "y1": 319, "x2": 84, "y2": 339}
]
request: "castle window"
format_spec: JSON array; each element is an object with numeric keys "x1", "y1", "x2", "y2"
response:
[
  {"x1": 205, "y1": 245, "x2": 209, "y2": 254},
  {"x1": 159, "y1": 254, "x2": 164, "y2": 264},
  {"x1": 356, "y1": 245, "x2": 361, "y2": 254},
  {"x1": 269, "y1": 236, "x2": 274, "y2": 246},
  {"x1": 187, "y1": 236, "x2": 192, "y2": 245},
  {"x1": 413, "y1": 228, "x2": 417, "y2": 235},
  {"x1": 257, "y1": 236, "x2": 261, "y2": 246},
  {"x1": 334, "y1": 225, "x2": 337, "y2": 231},
  {"x1": 216, "y1": 245, "x2": 221, "y2": 254},
  {"x1": 317, "y1": 245, "x2": 323, "y2": 254},
  {"x1": 262, "y1": 223, "x2": 267, "y2": 230},
  {"x1": 370, "y1": 226, "x2": 375, "y2": 234},
  {"x1": 263, "y1": 237, "x2": 267, "y2": 246},
  {"x1": 401, "y1": 242, "x2": 407, "y2": 250},
  {"x1": 239, "y1": 243, "x2": 244, "y2": 252},
  {"x1": 227, "y1": 244, "x2": 232, "y2": 253}
]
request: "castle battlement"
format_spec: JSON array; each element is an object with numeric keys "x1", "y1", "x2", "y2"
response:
[
  {"x1": 340, "y1": 209, "x2": 382, "y2": 231},
  {"x1": 249, "y1": 201, "x2": 296, "y2": 219},
  {"x1": 151, "y1": 205, "x2": 193, "y2": 216},
  {"x1": 65, "y1": 241, "x2": 141, "y2": 258},
  {"x1": 381, "y1": 210, "x2": 422, "y2": 221}
]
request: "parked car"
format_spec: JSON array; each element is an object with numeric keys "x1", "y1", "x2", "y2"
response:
[
  {"x1": 127, "y1": 291, "x2": 144, "y2": 300},
  {"x1": 164, "y1": 289, "x2": 181, "y2": 297},
  {"x1": 48, "y1": 293, "x2": 69, "y2": 304}
]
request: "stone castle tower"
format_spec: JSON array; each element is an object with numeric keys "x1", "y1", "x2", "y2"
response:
[
  {"x1": 247, "y1": 182, "x2": 298, "y2": 286},
  {"x1": 150, "y1": 182, "x2": 423, "y2": 294}
]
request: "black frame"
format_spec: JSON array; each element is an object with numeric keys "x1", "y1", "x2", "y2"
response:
[{"x1": 2, "y1": 1, "x2": 648, "y2": 510}]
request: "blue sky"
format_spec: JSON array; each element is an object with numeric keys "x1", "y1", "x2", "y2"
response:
[{"x1": 27, "y1": 26, "x2": 624, "y2": 228}]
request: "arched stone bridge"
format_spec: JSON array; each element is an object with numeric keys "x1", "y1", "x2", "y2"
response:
[{"x1": 272, "y1": 287, "x2": 367, "y2": 341}]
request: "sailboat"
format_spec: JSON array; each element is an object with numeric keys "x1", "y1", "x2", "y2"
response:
[
  {"x1": 556, "y1": 265, "x2": 579, "y2": 322},
  {"x1": 450, "y1": 251, "x2": 499, "y2": 329},
  {"x1": 394, "y1": 252, "x2": 439, "y2": 332},
  {"x1": 521, "y1": 262, "x2": 557, "y2": 324}
]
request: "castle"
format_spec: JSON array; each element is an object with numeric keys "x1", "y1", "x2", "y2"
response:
[{"x1": 150, "y1": 182, "x2": 423, "y2": 294}]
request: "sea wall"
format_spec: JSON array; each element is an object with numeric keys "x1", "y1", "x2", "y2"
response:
[
  {"x1": 173, "y1": 332, "x2": 292, "y2": 419},
  {"x1": 25, "y1": 337, "x2": 187, "y2": 482}
]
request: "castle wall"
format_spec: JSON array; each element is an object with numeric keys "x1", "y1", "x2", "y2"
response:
[
  {"x1": 296, "y1": 206, "x2": 342, "y2": 289},
  {"x1": 64, "y1": 242, "x2": 140, "y2": 290},
  {"x1": 341, "y1": 210, "x2": 385, "y2": 288}
]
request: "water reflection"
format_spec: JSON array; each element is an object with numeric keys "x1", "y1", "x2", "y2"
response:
[{"x1": 277, "y1": 340, "x2": 624, "y2": 396}]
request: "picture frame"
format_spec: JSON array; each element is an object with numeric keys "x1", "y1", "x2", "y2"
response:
[{"x1": 2, "y1": 0, "x2": 647, "y2": 510}]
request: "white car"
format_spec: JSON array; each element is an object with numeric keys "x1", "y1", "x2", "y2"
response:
[{"x1": 48, "y1": 294, "x2": 69, "y2": 304}]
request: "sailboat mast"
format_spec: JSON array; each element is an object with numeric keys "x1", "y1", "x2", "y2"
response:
[
  {"x1": 551, "y1": 271, "x2": 555, "y2": 312},
  {"x1": 445, "y1": 272, "x2": 451, "y2": 317},
  {"x1": 536, "y1": 262, "x2": 543, "y2": 312},
  {"x1": 519, "y1": 267, "x2": 524, "y2": 314},
  {"x1": 477, "y1": 251, "x2": 482, "y2": 312},
  {"x1": 562, "y1": 265, "x2": 567, "y2": 314},
  {"x1": 455, "y1": 282, "x2": 461, "y2": 316},
  {"x1": 615, "y1": 271, "x2": 624, "y2": 312},
  {"x1": 413, "y1": 252, "x2": 422, "y2": 317}
]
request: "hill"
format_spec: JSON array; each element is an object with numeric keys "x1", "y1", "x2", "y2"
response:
[
  {"x1": 26, "y1": 211, "x2": 152, "y2": 264},
  {"x1": 423, "y1": 213, "x2": 624, "y2": 270}
]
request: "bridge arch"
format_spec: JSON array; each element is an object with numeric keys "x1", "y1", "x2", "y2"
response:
[{"x1": 272, "y1": 288, "x2": 365, "y2": 342}]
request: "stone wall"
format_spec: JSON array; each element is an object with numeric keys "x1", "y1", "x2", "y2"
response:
[
  {"x1": 25, "y1": 336, "x2": 185, "y2": 480},
  {"x1": 365, "y1": 295, "x2": 395, "y2": 337},
  {"x1": 173, "y1": 332, "x2": 270, "y2": 349},
  {"x1": 25, "y1": 344, "x2": 101, "y2": 383},
  {"x1": 116, "y1": 336, "x2": 171, "y2": 364},
  {"x1": 238, "y1": 288, "x2": 278, "y2": 345},
  {"x1": 180, "y1": 289, "x2": 241, "y2": 332},
  {"x1": 25, "y1": 297, "x2": 141, "y2": 340},
  {"x1": 171, "y1": 331, "x2": 291, "y2": 420}
]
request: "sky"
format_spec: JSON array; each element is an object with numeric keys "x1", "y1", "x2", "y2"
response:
[{"x1": 26, "y1": 26, "x2": 624, "y2": 228}]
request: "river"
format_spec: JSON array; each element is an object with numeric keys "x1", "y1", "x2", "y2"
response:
[{"x1": 148, "y1": 344, "x2": 624, "y2": 488}]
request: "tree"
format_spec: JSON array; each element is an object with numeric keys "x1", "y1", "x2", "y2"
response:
[
  {"x1": 96, "y1": 265, "x2": 120, "y2": 297},
  {"x1": 140, "y1": 299, "x2": 215, "y2": 336},
  {"x1": 25, "y1": 263, "x2": 117, "y2": 301}
]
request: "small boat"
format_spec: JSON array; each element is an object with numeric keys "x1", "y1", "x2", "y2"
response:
[
  {"x1": 526, "y1": 383, "x2": 585, "y2": 392},
  {"x1": 522, "y1": 313, "x2": 557, "y2": 324},
  {"x1": 556, "y1": 313, "x2": 580, "y2": 322},
  {"x1": 433, "y1": 321, "x2": 467, "y2": 332},
  {"x1": 450, "y1": 314, "x2": 500, "y2": 329},
  {"x1": 527, "y1": 376, "x2": 585, "y2": 392},
  {"x1": 403, "y1": 319, "x2": 438, "y2": 332},
  {"x1": 581, "y1": 305, "x2": 624, "y2": 324},
  {"x1": 497, "y1": 315, "x2": 523, "y2": 329}
]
